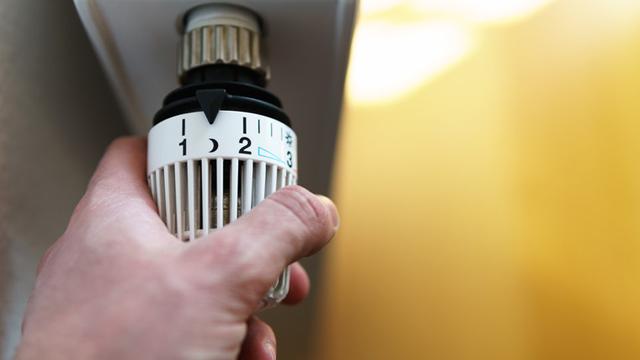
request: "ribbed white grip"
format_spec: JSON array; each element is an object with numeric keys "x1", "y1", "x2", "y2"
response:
[
  {"x1": 147, "y1": 158, "x2": 296, "y2": 240},
  {"x1": 147, "y1": 110, "x2": 297, "y2": 306}
]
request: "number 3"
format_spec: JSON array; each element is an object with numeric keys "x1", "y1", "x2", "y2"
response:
[{"x1": 286, "y1": 151, "x2": 293, "y2": 168}]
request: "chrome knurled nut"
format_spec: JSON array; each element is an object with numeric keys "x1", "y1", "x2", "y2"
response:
[{"x1": 178, "y1": 24, "x2": 268, "y2": 80}]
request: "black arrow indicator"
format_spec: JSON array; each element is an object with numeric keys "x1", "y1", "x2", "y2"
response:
[{"x1": 196, "y1": 89, "x2": 227, "y2": 125}]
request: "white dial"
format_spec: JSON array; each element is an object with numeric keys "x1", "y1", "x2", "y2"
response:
[
  {"x1": 148, "y1": 110, "x2": 298, "y2": 175},
  {"x1": 147, "y1": 109, "x2": 297, "y2": 307}
]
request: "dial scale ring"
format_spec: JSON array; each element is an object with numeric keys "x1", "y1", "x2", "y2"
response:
[{"x1": 148, "y1": 110, "x2": 298, "y2": 174}]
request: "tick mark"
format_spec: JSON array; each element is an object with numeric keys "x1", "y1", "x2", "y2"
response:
[
  {"x1": 258, "y1": 119, "x2": 261, "y2": 134},
  {"x1": 270, "y1": 122, "x2": 273, "y2": 137},
  {"x1": 242, "y1": 117, "x2": 247, "y2": 134},
  {"x1": 181, "y1": 119, "x2": 186, "y2": 136}
]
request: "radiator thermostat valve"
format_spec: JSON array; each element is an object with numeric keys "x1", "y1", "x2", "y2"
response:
[{"x1": 147, "y1": 3, "x2": 297, "y2": 309}]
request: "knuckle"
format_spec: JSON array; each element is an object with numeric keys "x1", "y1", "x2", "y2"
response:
[
  {"x1": 79, "y1": 180, "x2": 122, "y2": 217},
  {"x1": 82, "y1": 136, "x2": 147, "y2": 215}
]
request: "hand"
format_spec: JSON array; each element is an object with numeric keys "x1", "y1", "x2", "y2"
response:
[{"x1": 16, "y1": 137, "x2": 339, "y2": 360}]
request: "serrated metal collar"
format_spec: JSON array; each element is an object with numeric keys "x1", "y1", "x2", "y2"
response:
[{"x1": 178, "y1": 23, "x2": 267, "y2": 80}]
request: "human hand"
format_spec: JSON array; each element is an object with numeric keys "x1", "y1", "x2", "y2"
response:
[{"x1": 16, "y1": 137, "x2": 339, "y2": 360}]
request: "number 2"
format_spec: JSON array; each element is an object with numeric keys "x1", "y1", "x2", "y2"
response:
[{"x1": 239, "y1": 137, "x2": 252, "y2": 154}]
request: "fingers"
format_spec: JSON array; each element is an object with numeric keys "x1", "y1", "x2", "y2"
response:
[
  {"x1": 238, "y1": 317, "x2": 276, "y2": 360},
  {"x1": 192, "y1": 186, "x2": 338, "y2": 297},
  {"x1": 74, "y1": 137, "x2": 160, "y2": 226},
  {"x1": 87, "y1": 137, "x2": 151, "y2": 205},
  {"x1": 282, "y1": 262, "x2": 310, "y2": 305}
]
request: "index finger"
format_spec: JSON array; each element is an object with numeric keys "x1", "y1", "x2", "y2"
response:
[{"x1": 73, "y1": 137, "x2": 160, "y2": 227}]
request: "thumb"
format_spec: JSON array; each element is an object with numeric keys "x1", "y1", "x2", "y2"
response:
[{"x1": 188, "y1": 185, "x2": 339, "y2": 301}]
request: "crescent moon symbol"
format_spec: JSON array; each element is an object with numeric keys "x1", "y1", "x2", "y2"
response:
[{"x1": 209, "y1": 138, "x2": 219, "y2": 153}]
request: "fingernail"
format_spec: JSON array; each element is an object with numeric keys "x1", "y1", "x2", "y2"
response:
[
  {"x1": 317, "y1": 195, "x2": 340, "y2": 229},
  {"x1": 264, "y1": 340, "x2": 276, "y2": 360}
]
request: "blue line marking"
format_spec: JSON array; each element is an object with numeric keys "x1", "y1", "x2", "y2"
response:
[{"x1": 258, "y1": 147, "x2": 284, "y2": 164}]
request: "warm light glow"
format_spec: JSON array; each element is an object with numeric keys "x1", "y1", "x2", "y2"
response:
[
  {"x1": 348, "y1": 0, "x2": 555, "y2": 105},
  {"x1": 347, "y1": 21, "x2": 472, "y2": 104},
  {"x1": 359, "y1": 0, "x2": 400, "y2": 16},
  {"x1": 411, "y1": 0, "x2": 554, "y2": 25},
  {"x1": 319, "y1": 0, "x2": 640, "y2": 359}
]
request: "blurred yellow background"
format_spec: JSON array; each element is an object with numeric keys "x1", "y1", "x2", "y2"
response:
[{"x1": 314, "y1": 0, "x2": 640, "y2": 359}]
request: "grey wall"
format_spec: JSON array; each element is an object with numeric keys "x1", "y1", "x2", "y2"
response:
[
  {"x1": 0, "y1": 0, "x2": 127, "y2": 357},
  {"x1": 0, "y1": 2, "x2": 325, "y2": 359}
]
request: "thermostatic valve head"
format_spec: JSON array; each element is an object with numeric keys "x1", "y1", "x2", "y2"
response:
[
  {"x1": 148, "y1": 3, "x2": 294, "y2": 308},
  {"x1": 147, "y1": 108, "x2": 298, "y2": 245},
  {"x1": 147, "y1": 109, "x2": 297, "y2": 309}
]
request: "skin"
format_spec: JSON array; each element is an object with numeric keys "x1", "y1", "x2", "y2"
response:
[{"x1": 15, "y1": 137, "x2": 339, "y2": 360}]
